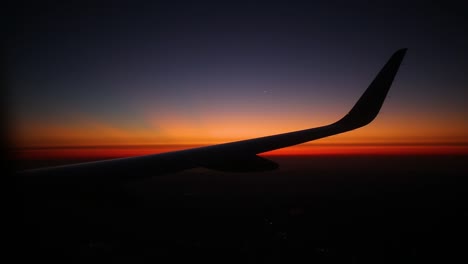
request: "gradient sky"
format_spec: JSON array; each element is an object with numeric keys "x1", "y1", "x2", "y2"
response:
[{"x1": 7, "y1": 1, "x2": 468, "y2": 158}]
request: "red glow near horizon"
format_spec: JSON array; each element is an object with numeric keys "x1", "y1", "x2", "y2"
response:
[{"x1": 12, "y1": 143, "x2": 468, "y2": 161}]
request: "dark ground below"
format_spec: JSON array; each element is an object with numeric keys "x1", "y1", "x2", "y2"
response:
[{"x1": 17, "y1": 155, "x2": 468, "y2": 263}]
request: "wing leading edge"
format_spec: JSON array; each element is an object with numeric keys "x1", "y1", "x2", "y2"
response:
[{"x1": 19, "y1": 49, "x2": 407, "y2": 179}]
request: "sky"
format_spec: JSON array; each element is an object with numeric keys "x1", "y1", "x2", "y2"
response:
[{"x1": 6, "y1": 1, "x2": 468, "y2": 158}]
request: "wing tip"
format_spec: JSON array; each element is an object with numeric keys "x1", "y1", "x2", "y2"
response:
[
  {"x1": 396, "y1": 48, "x2": 408, "y2": 54},
  {"x1": 334, "y1": 48, "x2": 407, "y2": 129},
  {"x1": 393, "y1": 48, "x2": 408, "y2": 61}
]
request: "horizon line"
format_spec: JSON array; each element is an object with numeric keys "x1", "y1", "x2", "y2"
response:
[{"x1": 11, "y1": 143, "x2": 468, "y2": 160}]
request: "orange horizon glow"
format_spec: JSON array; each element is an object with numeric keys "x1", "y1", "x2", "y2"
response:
[
  {"x1": 10, "y1": 112, "x2": 468, "y2": 147},
  {"x1": 9, "y1": 99, "x2": 468, "y2": 159}
]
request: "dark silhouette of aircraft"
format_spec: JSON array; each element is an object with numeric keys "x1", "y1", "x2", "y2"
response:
[{"x1": 19, "y1": 49, "x2": 406, "y2": 180}]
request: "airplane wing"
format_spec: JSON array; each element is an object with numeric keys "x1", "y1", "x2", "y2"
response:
[{"x1": 19, "y1": 49, "x2": 407, "y2": 180}]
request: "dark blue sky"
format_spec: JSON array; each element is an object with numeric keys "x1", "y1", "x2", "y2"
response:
[{"x1": 6, "y1": 1, "x2": 468, "y2": 147}]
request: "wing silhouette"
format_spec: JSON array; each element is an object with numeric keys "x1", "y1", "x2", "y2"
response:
[{"x1": 19, "y1": 49, "x2": 407, "y2": 179}]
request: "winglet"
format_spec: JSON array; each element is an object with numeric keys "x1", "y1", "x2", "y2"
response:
[{"x1": 335, "y1": 48, "x2": 407, "y2": 130}]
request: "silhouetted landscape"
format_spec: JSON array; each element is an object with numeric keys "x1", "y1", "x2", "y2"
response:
[{"x1": 19, "y1": 154, "x2": 468, "y2": 263}]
